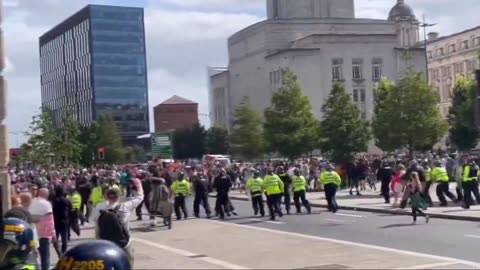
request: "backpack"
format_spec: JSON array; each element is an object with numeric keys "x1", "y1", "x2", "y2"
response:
[{"x1": 97, "y1": 205, "x2": 129, "y2": 248}]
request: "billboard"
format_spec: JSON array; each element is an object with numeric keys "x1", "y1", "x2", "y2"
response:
[{"x1": 151, "y1": 132, "x2": 173, "y2": 159}]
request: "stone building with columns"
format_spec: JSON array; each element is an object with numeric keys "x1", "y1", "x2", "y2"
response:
[
  {"x1": 426, "y1": 27, "x2": 480, "y2": 117},
  {"x1": 208, "y1": 0, "x2": 426, "y2": 152}
]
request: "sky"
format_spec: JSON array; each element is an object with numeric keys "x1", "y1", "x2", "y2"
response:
[{"x1": 3, "y1": 0, "x2": 480, "y2": 147}]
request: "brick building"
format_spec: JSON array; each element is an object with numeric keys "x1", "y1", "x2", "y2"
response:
[{"x1": 154, "y1": 95, "x2": 199, "y2": 133}]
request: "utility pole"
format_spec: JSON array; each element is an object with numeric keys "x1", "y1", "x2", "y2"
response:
[
  {"x1": 420, "y1": 14, "x2": 436, "y2": 82},
  {"x1": 0, "y1": 0, "x2": 11, "y2": 212}
]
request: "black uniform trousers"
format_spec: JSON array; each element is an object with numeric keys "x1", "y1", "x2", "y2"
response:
[
  {"x1": 423, "y1": 181, "x2": 433, "y2": 206},
  {"x1": 266, "y1": 193, "x2": 282, "y2": 220},
  {"x1": 250, "y1": 192, "x2": 265, "y2": 216},
  {"x1": 381, "y1": 179, "x2": 391, "y2": 203},
  {"x1": 293, "y1": 190, "x2": 311, "y2": 213},
  {"x1": 324, "y1": 183, "x2": 338, "y2": 213},
  {"x1": 215, "y1": 193, "x2": 230, "y2": 219},
  {"x1": 136, "y1": 196, "x2": 152, "y2": 219},
  {"x1": 174, "y1": 195, "x2": 188, "y2": 220},
  {"x1": 283, "y1": 186, "x2": 291, "y2": 214},
  {"x1": 79, "y1": 198, "x2": 91, "y2": 224},
  {"x1": 193, "y1": 192, "x2": 212, "y2": 217},
  {"x1": 436, "y1": 182, "x2": 456, "y2": 205},
  {"x1": 68, "y1": 209, "x2": 80, "y2": 239},
  {"x1": 463, "y1": 181, "x2": 480, "y2": 208}
]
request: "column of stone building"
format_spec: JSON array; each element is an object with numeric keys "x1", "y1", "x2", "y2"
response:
[{"x1": 0, "y1": 0, "x2": 11, "y2": 213}]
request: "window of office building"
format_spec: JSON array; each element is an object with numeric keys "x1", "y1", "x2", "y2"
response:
[
  {"x1": 372, "y1": 58, "x2": 382, "y2": 81},
  {"x1": 352, "y1": 58, "x2": 363, "y2": 81},
  {"x1": 436, "y1": 48, "x2": 444, "y2": 57},
  {"x1": 461, "y1": 40, "x2": 469, "y2": 50},
  {"x1": 448, "y1": 44, "x2": 456, "y2": 53},
  {"x1": 332, "y1": 58, "x2": 343, "y2": 81}
]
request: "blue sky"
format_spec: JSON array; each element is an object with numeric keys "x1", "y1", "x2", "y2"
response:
[{"x1": 3, "y1": 0, "x2": 480, "y2": 147}]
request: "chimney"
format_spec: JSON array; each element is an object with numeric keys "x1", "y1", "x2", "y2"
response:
[{"x1": 428, "y1": 32, "x2": 439, "y2": 41}]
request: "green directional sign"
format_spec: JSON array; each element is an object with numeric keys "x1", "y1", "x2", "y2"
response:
[{"x1": 151, "y1": 132, "x2": 172, "y2": 158}]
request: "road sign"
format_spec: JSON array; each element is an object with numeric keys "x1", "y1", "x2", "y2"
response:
[{"x1": 151, "y1": 132, "x2": 172, "y2": 158}]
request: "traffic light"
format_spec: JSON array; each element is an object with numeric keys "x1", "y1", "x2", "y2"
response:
[{"x1": 98, "y1": 147, "x2": 105, "y2": 160}]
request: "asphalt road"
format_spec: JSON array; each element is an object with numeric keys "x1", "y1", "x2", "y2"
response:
[{"x1": 174, "y1": 197, "x2": 480, "y2": 263}]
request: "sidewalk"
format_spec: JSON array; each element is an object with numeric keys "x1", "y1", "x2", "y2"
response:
[{"x1": 225, "y1": 183, "x2": 480, "y2": 222}]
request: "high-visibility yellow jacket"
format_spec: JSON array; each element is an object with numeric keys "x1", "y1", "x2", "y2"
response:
[
  {"x1": 90, "y1": 186, "x2": 104, "y2": 207},
  {"x1": 68, "y1": 192, "x2": 82, "y2": 210},
  {"x1": 292, "y1": 176, "x2": 307, "y2": 192},
  {"x1": 246, "y1": 177, "x2": 264, "y2": 197},
  {"x1": 320, "y1": 171, "x2": 341, "y2": 187},
  {"x1": 463, "y1": 165, "x2": 479, "y2": 182},
  {"x1": 263, "y1": 174, "x2": 284, "y2": 195},
  {"x1": 431, "y1": 167, "x2": 449, "y2": 182},
  {"x1": 172, "y1": 179, "x2": 191, "y2": 197}
]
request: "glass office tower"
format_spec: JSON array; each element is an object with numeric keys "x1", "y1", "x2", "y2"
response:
[{"x1": 39, "y1": 5, "x2": 149, "y2": 145}]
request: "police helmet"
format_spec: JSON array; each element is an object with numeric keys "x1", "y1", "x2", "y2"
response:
[
  {"x1": 55, "y1": 240, "x2": 130, "y2": 270},
  {"x1": 293, "y1": 168, "x2": 301, "y2": 175},
  {"x1": 325, "y1": 163, "x2": 335, "y2": 171},
  {"x1": 253, "y1": 170, "x2": 260, "y2": 177},
  {"x1": 0, "y1": 218, "x2": 35, "y2": 269}
]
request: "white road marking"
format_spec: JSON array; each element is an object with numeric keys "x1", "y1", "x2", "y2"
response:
[
  {"x1": 334, "y1": 213, "x2": 364, "y2": 218},
  {"x1": 248, "y1": 218, "x2": 285, "y2": 225},
  {"x1": 132, "y1": 237, "x2": 249, "y2": 269},
  {"x1": 208, "y1": 220, "x2": 480, "y2": 268},
  {"x1": 465, "y1": 234, "x2": 480, "y2": 239},
  {"x1": 325, "y1": 218, "x2": 345, "y2": 223},
  {"x1": 398, "y1": 261, "x2": 459, "y2": 269},
  {"x1": 266, "y1": 220, "x2": 285, "y2": 225}
]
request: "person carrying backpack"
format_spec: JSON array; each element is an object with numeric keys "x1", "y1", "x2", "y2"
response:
[{"x1": 93, "y1": 177, "x2": 144, "y2": 268}]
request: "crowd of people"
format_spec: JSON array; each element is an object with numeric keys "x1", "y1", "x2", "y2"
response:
[{"x1": 2, "y1": 153, "x2": 480, "y2": 269}]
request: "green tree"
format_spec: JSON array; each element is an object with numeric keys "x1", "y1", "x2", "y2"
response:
[
  {"x1": 125, "y1": 145, "x2": 146, "y2": 163},
  {"x1": 172, "y1": 124, "x2": 206, "y2": 159},
  {"x1": 24, "y1": 107, "x2": 58, "y2": 165},
  {"x1": 78, "y1": 124, "x2": 98, "y2": 166},
  {"x1": 264, "y1": 68, "x2": 319, "y2": 160},
  {"x1": 448, "y1": 77, "x2": 479, "y2": 151},
  {"x1": 53, "y1": 107, "x2": 83, "y2": 164},
  {"x1": 206, "y1": 125, "x2": 230, "y2": 154},
  {"x1": 94, "y1": 115, "x2": 125, "y2": 163},
  {"x1": 372, "y1": 70, "x2": 448, "y2": 156},
  {"x1": 372, "y1": 79, "x2": 401, "y2": 152},
  {"x1": 230, "y1": 97, "x2": 264, "y2": 160},
  {"x1": 319, "y1": 82, "x2": 371, "y2": 163}
]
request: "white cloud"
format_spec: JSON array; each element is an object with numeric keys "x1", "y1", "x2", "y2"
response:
[{"x1": 3, "y1": 0, "x2": 480, "y2": 148}]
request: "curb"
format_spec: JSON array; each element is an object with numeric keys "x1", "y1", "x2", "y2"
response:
[{"x1": 211, "y1": 195, "x2": 480, "y2": 222}]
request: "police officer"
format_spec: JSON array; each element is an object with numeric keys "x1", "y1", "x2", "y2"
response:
[
  {"x1": 68, "y1": 186, "x2": 82, "y2": 238},
  {"x1": 171, "y1": 172, "x2": 191, "y2": 220},
  {"x1": 277, "y1": 167, "x2": 292, "y2": 215},
  {"x1": 246, "y1": 170, "x2": 265, "y2": 217},
  {"x1": 263, "y1": 168, "x2": 284, "y2": 221},
  {"x1": 89, "y1": 177, "x2": 105, "y2": 208},
  {"x1": 213, "y1": 169, "x2": 233, "y2": 219},
  {"x1": 422, "y1": 160, "x2": 433, "y2": 207},
  {"x1": 320, "y1": 164, "x2": 341, "y2": 213},
  {"x1": 192, "y1": 170, "x2": 212, "y2": 218},
  {"x1": 55, "y1": 240, "x2": 131, "y2": 270},
  {"x1": 432, "y1": 161, "x2": 457, "y2": 206},
  {"x1": 377, "y1": 160, "x2": 394, "y2": 204},
  {"x1": 292, "y1": 169, "x2": 311, "y2": 214},
  {"x1": 462, "y1": 159, "x2": 480, "y2": 209},
  {"x1": 0, "y1": 218, "x2": 36, "y2": 270}
]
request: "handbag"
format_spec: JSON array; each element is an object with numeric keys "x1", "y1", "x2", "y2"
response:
[{"x1": 411, "y1": 192, "x2": 427, "y2": 210}]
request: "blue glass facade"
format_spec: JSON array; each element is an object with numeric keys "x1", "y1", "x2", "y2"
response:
[{"x1": 40, "y1": 5, "x2": 150, "y2": 144}]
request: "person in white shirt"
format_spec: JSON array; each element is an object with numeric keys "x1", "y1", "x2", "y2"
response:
[{"x1": 93, "y1": 178, "x2": 143, "y2": 267}]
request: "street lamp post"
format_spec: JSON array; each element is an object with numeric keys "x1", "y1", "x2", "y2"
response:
[
  {"x1": 0, "y1": 0, "x2": 11, "y2": 212},
  {"x1": 420, "y1": 15, "x2": 436, "y2": 82}
]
